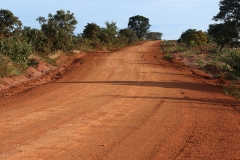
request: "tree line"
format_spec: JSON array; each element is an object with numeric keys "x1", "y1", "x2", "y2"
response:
[
  {"x1": 177, "y1": 0, "x2": 239, "y2": 49},
  {"x1": 175, "y1": 0, "x2": 240, "y2": 81},
  {"x1": 0, "y1": 9, "x2": 162, "y2": 54},
  {"x1": 0, "y1": 9, "x2": 162, "y2": 77}
]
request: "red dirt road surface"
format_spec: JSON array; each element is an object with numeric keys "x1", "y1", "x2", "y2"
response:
[{"x1": 0, "y1": 41, "x2": 239, "y2": 159}]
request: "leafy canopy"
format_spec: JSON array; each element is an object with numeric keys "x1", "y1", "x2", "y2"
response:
[
  {"x1": 0, "y1": 9, "x2": 22, "y2": 38},
  {"x1": 178, "y1": 29, "x2": 208, "y2": 46},
  {"x1": 208, "y1": 22, "x2": 239, "y2": 49},
  {"x1": 82, "y1": 23, "x2": 101, "y2": 39},
  {"x1": 128, "y1": 15, "x2": 151, "y2": 39},
  {"x1": 118, "y1": 28, "x2": 137, "y2": 44},
  {"x1": 37, "y1": 10, "x2": 77, "y2": 51},
  {"x1": 209, "y1": 0, "x2": 240, "y2": 47}
]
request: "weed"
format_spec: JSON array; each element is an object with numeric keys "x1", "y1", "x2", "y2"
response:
[
  {"x1": 164, "y1": 53, "x2": 174, "y2": 60},
  {"x1": 220, "y1": 50, "x2": 240, "y2": 80},
  {"x1": 196, "y1": 59, "x2": 205, "y2": 67},
  {"x1": 223, "y1": 84, "x2": 240, "y2": 99}
]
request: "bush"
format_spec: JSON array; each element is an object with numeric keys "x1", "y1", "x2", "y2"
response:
[
  {"x1": 0, "y1": 37, "x2": 32, "y2": 64},
  {"x1": 0, "y1": 54, "x2": 11, "y2": 77},
  {"x1": 221, "y1": 50, "x2": 240, "y2": 80},
  {"x1": 178, "y1": 29, "x2": 208, "y2": 47}
]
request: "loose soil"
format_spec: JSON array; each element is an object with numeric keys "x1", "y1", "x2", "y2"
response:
[{"x1": 0, "y1": 41, "x2": 239, "y2": 159}]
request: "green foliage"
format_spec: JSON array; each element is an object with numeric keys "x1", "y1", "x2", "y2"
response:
[
  {"x1": 223, "y1": 84, "x2": 240, "y2": 99},
  {"x1": 118, "y1": 28, "x2": 137, "y2": 44},
  {"x1": 213, "y1": 0, "x2": 240, "y2": 25},
  {"x1": 82, "y1": 23, "x2": 101, "y2": 39},
  {"x1": 0, "y1": 9, "x2": 22, "y2": 38},
  {"x1": 177, "y1": 29, "x2": 196, "y2": 43},
  {"x1": 128, "y1": 15, "x2": 151, "y2": 39},
  {"x1": 0, "y1": 37, "x2": 32, "y2": 64},
  {"x1": 22, "y1": 27, "x2": 48, "y2": 53},
  {"x1": 161, "y1": 40, "x2": 187, "y2": 53},
  {"x1": 190, "y1": 31, "x2": 208, "y2": 46},
  {"x1": 210, "y1": 0, "x2": 240, "y2": 48},
  {"x1": 164, "y1": 53, "x2": 173, "y2": 60},
  {"x1": 0, "y1": 9, "x2": 147, "y2": 79},
  {"x1": 0, "y1": 54, "x2": 12, "y2": 77},
  {"x1": 221, "y1": 50, "x2": 240, "y2": 80},
  {"x1": 208, "y1": 22, "x2": 239, "y2": 49},
  {"x1": 37, "y1": 10, "x2": 77, "y2": 52},
  {"x1": 104, "y1": 21, "x2": 118, "y2": 44},
  {"x1": 178, "y1": 29, "x2": 208, "y2": 46},
  {"x1": 146, "y1": 32, "x2": 163, "y2": 40}
]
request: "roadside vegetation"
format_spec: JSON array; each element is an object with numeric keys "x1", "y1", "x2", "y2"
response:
[
  {"x1": 161, "y1": 0, "x2": 240, "y2": 99},
  {"x1": 0, "y1": 9, "x2": 162, "y2": 78}
]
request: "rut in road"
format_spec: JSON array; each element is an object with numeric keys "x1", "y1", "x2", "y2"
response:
[{"x1": 0, "y1": 41, "x2": 239, "y2": 159}]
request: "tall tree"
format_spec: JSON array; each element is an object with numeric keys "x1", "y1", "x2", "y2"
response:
[
  {"x1": 208, "y1": 22, "x2": 239, "y2": 49},
  {"x1": 213, "y1": 0, "x2": 240, "y2": 25},
  {"x1": 22, "y1": 27, "x2": 48, "y2": 52},
  {"x1": 210, "y1": 0, "x2": 240, "y2": 46},
  {"x1": 128, "y1": 15, "x2": 151, "y2": 39},
  {"x1": 82, "y1": 23, "x2": 101, "y2": 39},
  {"x1": 105, "y1": 21, "x2": 118, "y2": 44},
  {"x1": 0, "y1": 9, "x2": 22, "y2": 38},
  {"x1": 37, "y1": 10, "x2": 77, "y2": 51}
]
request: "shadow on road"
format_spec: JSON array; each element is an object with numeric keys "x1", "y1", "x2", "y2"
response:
[
  {"x1": 56, "y1": 80, "x2": 221, "y2": 93},
  {"x1": 98, "y1": 95, "x2": 240, "y2": 113}
]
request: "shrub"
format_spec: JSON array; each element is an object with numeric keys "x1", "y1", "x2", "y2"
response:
[
  {"x1": 221, "y1": 50, "x2": 240, "y2": 80},
  {"x1": 0, "y1": 54, "x2": 11, "y2": 77},
  {"x1": 0, "y1": 37, "x2": 32, "y2": 65},
  {"x1": 164, "y1": 53, "x2": 174, "y2": 60},
  {"x1": 178, "y1": 29, "x2": 208, "y2": 47}
]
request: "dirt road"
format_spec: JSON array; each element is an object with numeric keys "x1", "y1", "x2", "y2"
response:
[{"x1": 0, "y1": 41, "x2": 239, "y2": 159}]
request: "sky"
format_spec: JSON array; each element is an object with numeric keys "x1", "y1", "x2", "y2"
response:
[{"x1": 1, "y1": 0, "x2": 220, "y2": 40}]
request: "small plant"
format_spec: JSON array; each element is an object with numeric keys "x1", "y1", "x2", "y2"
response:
[
  {"x1": 196, "y1": 59, "x2": 205, "y2": 67},
  {"x1": 223, "y1": 84, "x2": 240, "y2": 99},
  {"x1": 164, "y1": 53, "x2": 173, "y2": 60},
  {"x1": 0, "y1": 37, "x2": 32, "y2": 65},
  {"x1": 221, "y1": 50, "x2": 240, "y2": 80}
]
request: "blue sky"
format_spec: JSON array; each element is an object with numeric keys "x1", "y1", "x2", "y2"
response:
[{"x1": 1, "y1": 0, "x2": 220, "y2": 40}]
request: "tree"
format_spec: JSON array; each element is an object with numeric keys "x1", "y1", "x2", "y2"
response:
[
  {"x1": 177, "y1": 29, "x2": 197, "y2": 43},
  {"x1": 104, "y1": 21, "x2": 118, "y2": 44},
  {"x1": 128, "y1": 15, "x2": 151, "y2": 39},
  {"x1": 190, "y1": 30, "x2": 208, "y2": 46},
  {"x1": 82, "y1": 23, "x2": 101, "y2": 39},
  {"x1": 146, "y1": 32, "x2": 163, "y2": 40},
  {"x1": 98, "y1": 21, "x2": 118, "y2": 44},
  {"x1": 37, "y1": 10, "x2": 77, "y2": 51},
  {"x1": 178, "y1": 29, "x2": 208, "y2": 46},
  {"x1": 208, "y1": 22, "x2": 239, "y2": 49},
  {"x1": 22, "y1": 26, "x2": 48, "y2": 52},
  {"x1": 0, "y1": 9, "x2": 22, "y2": 38},
  {"x1": 213, "y1": 0, "x2": 240, "y2": 25},
  {"x1": 210, "y1": 0, "x2": 240, "y2": 47},
  {"x1": 118, "y1": 28, "x2": 137, "y2": 44}
]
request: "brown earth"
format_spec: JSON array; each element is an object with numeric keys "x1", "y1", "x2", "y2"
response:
[{"x1": 0, "y1": 41, "x2": 239, "y2": 159}]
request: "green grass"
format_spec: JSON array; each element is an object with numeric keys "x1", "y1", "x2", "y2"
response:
[
  {"x1": 224, "y1": 84, "x2": 240, "y2": 99},
  {"x1": 161, "y1": 40, "x2": 240, "y2": 99}
]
